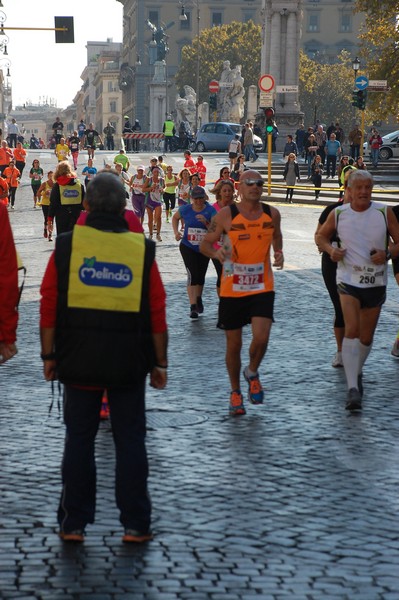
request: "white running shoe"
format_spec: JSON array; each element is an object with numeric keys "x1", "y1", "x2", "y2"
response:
[{"x1": 332, "y1": 351, "x2": 343, "y2": 368}]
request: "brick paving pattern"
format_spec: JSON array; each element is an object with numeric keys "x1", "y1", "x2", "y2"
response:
[{"x1": 1, "y1": 151, "x2": 399, "y2": 599}]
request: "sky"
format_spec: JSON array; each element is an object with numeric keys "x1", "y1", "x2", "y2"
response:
[{"x1": 2, "y1": 0, "x2": 123, "y2": 110}]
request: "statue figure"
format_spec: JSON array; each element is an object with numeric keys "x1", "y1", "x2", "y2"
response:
[
  {"x1": 218, "y1": 60, "x2": 233, "y2": 120},
  {"x1": 175, "y1": 85, "x2": 197, "y2": 132},
  {"x1": 146, "y1": 20, "x2": 169, "y2": 62},
  {"x1": 224, "y1": 65, "x2": 245, "y2": 122}
]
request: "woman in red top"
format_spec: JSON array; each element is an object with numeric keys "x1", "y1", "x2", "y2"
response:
[{"x1": 3, "y1": 160, "x2": 21, "y2": 210}]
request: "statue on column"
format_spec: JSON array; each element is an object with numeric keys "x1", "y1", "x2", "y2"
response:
[{"x1": 146, "y1": 20, "x2": 169, "y2": 62}]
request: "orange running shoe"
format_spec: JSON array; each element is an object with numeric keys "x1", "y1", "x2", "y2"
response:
[
  {"x1": 229, "y1": 390, "x2": 246, "y2": 416},
  {"x1": 243, "y1": 369, "x2": 264, "y2": 404}
]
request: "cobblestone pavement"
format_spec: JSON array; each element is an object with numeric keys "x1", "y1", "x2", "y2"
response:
[{"x1": 1, "y1": 151, "x2": 399, "y2": 599}]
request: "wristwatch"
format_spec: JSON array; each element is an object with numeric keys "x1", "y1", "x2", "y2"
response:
[{"x1": 386, "y1": 250, "x2": 392, "y2": 261}]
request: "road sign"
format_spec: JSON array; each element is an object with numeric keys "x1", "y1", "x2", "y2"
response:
[
  {"x1": 276, "y1": 85, "x2": 298, "y2": 93},
  {"x1": 258, "y1": 74, "x2": 275, "y2": 93},
  {"x1": 368, "y1": 80, "x2": 388, "y2": 91},
  {"x1": 355, "y1": 76, "x2": 369, "y2": 91},
  {"x1": 219, "y1": 82, "x2": 233, "y2": 88},
  {"x1": 208, "y1": 79, "x2": 219, "y2": 93},
  {"x1": 259, "y1": 91, "x2": 274, "y2": 107}
]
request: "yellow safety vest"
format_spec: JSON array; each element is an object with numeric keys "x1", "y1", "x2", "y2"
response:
[
  {"x1": 68, "y1": 226, "x2": 145, "y2": 313},
  {"x1": 59, "y1": 181, "x2": 83, "y2": 205}
]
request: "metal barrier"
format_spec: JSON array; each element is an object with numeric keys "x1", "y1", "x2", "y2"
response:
[{"x1": 122, "y1": 133, "x2": 164, "y2": 153}]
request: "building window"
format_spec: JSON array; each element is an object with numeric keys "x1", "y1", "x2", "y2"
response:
[
  {"x1": 108, "y1": 81, "x2": 114, "y2": 92},
  {"x1": 110, "y1": 101, "x2": 117, "y2": 112},
  {"x1": 340, "y1": 13, "x2": 352, "y2": 32},
  {"x1": 180, "y1": 10, "x2": 191, "y2": 30},
  {"x1": 308, "y1": 13, "x2": 319, "y2": 32},
  {"x1": 242, "y1": 11, "x2": 256, "y2": 22},
  {"x1": 212, "y1": 12, "x2": 222, "y2": 27},
  {"x1": 148, "y1": 10, "x2": 159, "y2": 27}
]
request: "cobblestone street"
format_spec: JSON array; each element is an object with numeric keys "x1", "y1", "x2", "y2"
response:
[{"x1": 1, "y1": 151, "x2": 399, "y2": 599}]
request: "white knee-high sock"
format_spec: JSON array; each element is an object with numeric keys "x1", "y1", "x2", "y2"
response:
[
  {"x1": 358, "y1": 342, "x2": 372, "y2": 374},
  {"x1": 342, "y1": 337, "x2": 360, "y2": 390}
]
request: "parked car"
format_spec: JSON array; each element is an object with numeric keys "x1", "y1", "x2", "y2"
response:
[
  {"x1": 363, "y1": 129, "x2": 399, "y2": 160},
  {"x1": 194, "y1": 122, "x2": 262, "y2": 152}
]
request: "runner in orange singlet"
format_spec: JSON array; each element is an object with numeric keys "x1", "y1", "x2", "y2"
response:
[{"x1": 201, "y1": 170, "x2": 284, "y2": 416}]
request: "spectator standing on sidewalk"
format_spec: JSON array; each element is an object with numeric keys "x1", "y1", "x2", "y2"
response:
[
  {"x1": 7, "y1": 118, "x2": 20, "y2": 148},
  {"x1": 103, "y1": 122, "x2": 115, "y2": 151},
  {"x1": 163, "y1": 115, "x2": 175, "y2": 153},
  {"x1": 243, "y1": 122, "x2": 257, "y2": 162},
  {"x1": 348, "y1": 124, "x2": 362, "y2": 160},
  {"x1": 325, "y1": 133, "x2": 341, "y2": 179},
  {"x1": 200, "y1": 170, "x2": 284, "y2": 416},
  {"x1": 39, "y1": 171, "x2": 167, "y2": 543},
  {"x1": 283, "y1": 153, "x2": 300, "y2": 203},
  {"x1": 295, "y1": 124, "x2": 306, "y2": 156},
  {"x1": 369, "y1": 130, "x2": 382, "y2": 168},
  {"x1": 311, "y1": 155, "x2": 323, "y2": 199},
  {"x1": 0, "y1": 202, "x2": 18, "y2": 365},
  {"x1": 282, "y1": 135, "x2": 298, "y2": 160},
  {"x1": 315, "y1": 125, "x2": 327, "y2": 163}
]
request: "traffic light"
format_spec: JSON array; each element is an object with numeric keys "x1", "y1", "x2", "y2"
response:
[
  {"x1": 55, "y1": 17, "x2": 75, "y2": 43},
  {"x1": 352, "y1": 89, "x2": 367, "y2": 110},
  {"x1": 264, "y1": 107, "x2": 275, "y2": 133},
  {"x1": 209, "y1": 94, "x2": 217, "y2": 110}
]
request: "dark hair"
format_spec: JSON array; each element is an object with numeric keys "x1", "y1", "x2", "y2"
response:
[{"x1": 85, "y1": 172, "x2": 127, "y2": 214}]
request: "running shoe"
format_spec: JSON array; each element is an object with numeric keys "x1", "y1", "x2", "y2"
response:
[
  {"x1": 243, "y1": 368, "x2": 264, "y2": 404},
  {"x1": 229, "y1": 390, "x2": 246, "y2": 416},
  {"x1": 122, "y1": 529, "x2": 153, "y2": 543},
  {"x1": 59, "y1": 529, "x2": 85, "y2": 542},
  {"x1": 391, "y1": 338, "x2": 399, "y2": 358},
  {"x1": 190, "y1": 306, "x2": 199, "y2": 319},
  {"x1": 156, "y1": 234, "x2": 163, "y2": 242},
  {"x1": 332, "y1": 351, "x2": 343, "y2": 368},
  {"x1": 43, "y1": 228, "x2": 48, "y2": 239},
  {"x1": 166, "y1": 217, "x2": 169, "y2": 223},
  {"x1": 196, "y1": 297, "x2": 204, "y2": 314},
  {"x1": 345, "y1": 388, "x2": 362, "y2": 411}
]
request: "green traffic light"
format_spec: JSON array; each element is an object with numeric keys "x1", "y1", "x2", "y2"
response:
[{"x1": 266, "y1": 125, "x2": 274, "y2": 133}]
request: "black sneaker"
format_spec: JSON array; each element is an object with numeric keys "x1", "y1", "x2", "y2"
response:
[
  {"x1": 59, "y1": 529, "x2": 85, "y2": 542},
  {"x1": 190, "y1": 305, "x2": 199, "y2": 319},
  {"x1": 196, "y1": 297, "x2": 204, "y2": 314},
  {"x1": 345, "y1": 388, "x2": 362, "y2": 411}
]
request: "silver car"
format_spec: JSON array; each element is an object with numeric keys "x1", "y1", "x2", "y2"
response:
[{"x1": 195, "y1": 122, "x2": 262, "y2": 152}]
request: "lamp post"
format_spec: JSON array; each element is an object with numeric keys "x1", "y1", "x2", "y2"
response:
[
  {"x1": 179, "y1": 0, "x2": 200, "y2": 132},
  {"x1": 352, "y1": 56, "x2": 360, "y2": 123}
]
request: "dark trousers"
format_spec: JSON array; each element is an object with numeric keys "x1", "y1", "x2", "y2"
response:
[
  {"x1": 326, "y1": 155, "x2": 337, "y2": 177},
  {"x1": 9, "y1": 133, "x2": 17, "y2": 148},
  {"x1": 106, "y1": 136, "x2": 114, "y2": 150},
  {"x1": 58, "y1": 382, "x2": 151, "y2": 533},
  {"x1": 350, "y1": 144, "x2": 360, "y2": 159}
]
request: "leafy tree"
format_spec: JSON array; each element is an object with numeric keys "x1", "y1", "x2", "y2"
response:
[
  {"x1": 355, "y1": 0, "x2": 399, "y2": 119},
  {"x1": 175, "y1": 21, "x2": 261, "y2": 105},
  {"x1": 299, "y1": 51, "x2": 373, "y2": 133}
]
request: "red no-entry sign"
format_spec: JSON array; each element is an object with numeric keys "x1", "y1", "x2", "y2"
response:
[{"x1": 208, "y1": 80, "x2": 220, "y2": 93}]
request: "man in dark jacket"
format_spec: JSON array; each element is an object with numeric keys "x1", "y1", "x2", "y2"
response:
[{"x1": 40, "y1": 172, "x2": 168, "y2": 544}]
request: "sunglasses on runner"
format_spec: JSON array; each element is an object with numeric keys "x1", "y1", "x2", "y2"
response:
[{"x1": 242, "y1": 179, "x2": 264, "y2": 187}]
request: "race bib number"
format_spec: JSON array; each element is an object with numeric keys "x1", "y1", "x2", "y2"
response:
[
  {"x1": 232, "y1": 263, "x2": 265, "y2": 292},
  {"x1": 351, "y1": 264, "x2": 384, "y2": 286},
  {"x1": 187, "y1": 227, "x2": 206, "y2": 246}
]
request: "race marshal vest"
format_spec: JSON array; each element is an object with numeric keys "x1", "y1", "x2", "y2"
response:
[
  {"x1": 164, "y1": 120, "x2": 174, "y2": 136},
  {"x1": 59, "y1": 181, "x2": 82, "y2": 205},
  {"x1": 68, "y1": 226, "x2": 145, "y2": 313}
]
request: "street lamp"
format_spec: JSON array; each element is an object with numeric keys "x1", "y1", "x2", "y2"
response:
[
  {"x1": 0, "y1": 58, "x2": 10, "y2": 76},
  {"x1": 179, "y1": 0, "x2": 200, "y2": 131},
  {"x1": 352, "y1": 56, "x2": 360, "y2": 81}
]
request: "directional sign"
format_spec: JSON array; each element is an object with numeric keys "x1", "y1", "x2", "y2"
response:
[
  {"x1": 276, "y1": 85, "x2": 298, "y2": 93},
  {"x1": 259, "y1": 74, "x2": 275, "y2": 93},
  {"x1": 355, "y1": 76, "x2": 369, "y2": 90},
  {"x1": 219, "y1": 82, "x2": 233, "y2": 88},
  {"x1": 208, "y1": 79, "x2": 219, "y2": 93},
  {"x1": 368, "y1": 80, "x2": 388, "y2": 91}
]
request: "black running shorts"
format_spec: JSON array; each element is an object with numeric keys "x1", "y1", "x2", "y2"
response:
[
  {"x1": 337, "y1": 282, "x2": 386, "y2": 309},
  {"x1": 218, "y1": 291, "x2": 275, "y2": 330}
]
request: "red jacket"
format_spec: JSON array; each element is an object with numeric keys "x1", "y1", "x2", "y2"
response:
[{"x1": 0, "y1": 203, "x2": 18, "y2": 343}]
